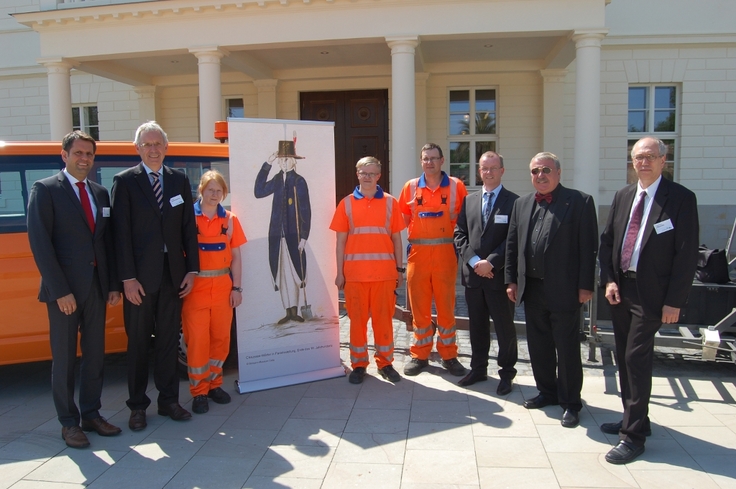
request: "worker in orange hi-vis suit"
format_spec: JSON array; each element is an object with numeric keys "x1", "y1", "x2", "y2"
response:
[
  {"x1": 182, "y1": 170, "x2": 246, "y2": 415},
  {"x1": 398, "y1": 143, "x2": 468, "y2": 377},
  {"x1": 330, "y1": 156, "x2": 406, "y2": 384}
]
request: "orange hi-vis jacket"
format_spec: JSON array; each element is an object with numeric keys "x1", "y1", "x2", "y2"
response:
[
  {"x1": 399, "y1": 172, "x2": 467, "y2": 245},
  {"x1": 330, "y1": 186, "x2": 405, "y2": 282}
]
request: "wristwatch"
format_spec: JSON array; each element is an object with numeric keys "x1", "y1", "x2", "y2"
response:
[
  {"x1": 396, "y1": 267, "x2": 406, "y2": 273},
  {"x1": 232, "y1": 286, "x2": 243, "y2": 292}
]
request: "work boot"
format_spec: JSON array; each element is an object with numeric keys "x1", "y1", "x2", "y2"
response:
[
  {"x1": 378, "y1": 365, "x2": 401, "y2": 382},
  {"x1": 192, "y1": 395, "x2": 209, "y2": 414},
  {"x1": 208, "y1": 387, "x2": 231, "y2": 404},
  {"x1": 348, "y1": 367, "x2": 366, "y2": 384},
  {"x1": 440, "y1": 357, "x2": 466, "y2": 376},
  {"x1": 403, "y1": 358, "x2": 429, "y2": 376}
]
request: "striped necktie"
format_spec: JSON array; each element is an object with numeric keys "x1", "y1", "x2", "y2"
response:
[{"x1": 151, "y1": 171, "x2": 163, "y2": 210}]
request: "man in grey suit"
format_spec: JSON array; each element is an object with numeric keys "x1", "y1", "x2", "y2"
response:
[
  {"x1": 505, "y1": 152, "x2": 598, "y2": 429},
  {"x1": 454, "y1": 151, "x2": 519, "y2": 394},
  {"x1": 111, "y1": 121, "x2": 199, "y2": 431},
  {"x1": 28, "y1": 130, "x2": 122, "y2": 448}
]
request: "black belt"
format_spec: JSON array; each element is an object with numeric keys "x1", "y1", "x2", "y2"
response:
[{"x1": 620, "y1": 270, "x2": 637, "y2": 279}]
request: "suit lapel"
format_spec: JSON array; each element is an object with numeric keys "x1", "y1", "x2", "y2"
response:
[
  {"x1": 613, "y1": 185, "x2": 637, "y2": 265},
  {"x1": 641, "y1": 178, "x2": 669, "y2": 250},
  {"x1": 88, "y1": 181, "x2": 106, "y2": 237},
  {"x1": 59, "y1": 171, "x2": 92, "y2": 231},
  {"x1": 483, "y1": 188, "x2": 505, "y2": 236},
  {"x1": 545, "y1": 186, "x2": 570, "y2": 251}
]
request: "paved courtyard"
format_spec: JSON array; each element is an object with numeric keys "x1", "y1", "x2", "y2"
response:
[{"x1": 1, "y1": 315, "x2": 735, "y2": 488}]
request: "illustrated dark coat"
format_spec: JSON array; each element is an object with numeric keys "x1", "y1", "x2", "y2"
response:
[{"x1": 254, "y1": 162, "x2": 311, "y2": 288}]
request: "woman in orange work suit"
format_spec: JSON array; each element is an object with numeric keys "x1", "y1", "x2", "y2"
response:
[{"x1": 182, "y1": 170, "x2": 247, "y2": 414}]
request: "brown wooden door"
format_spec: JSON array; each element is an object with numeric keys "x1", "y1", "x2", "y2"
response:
[{"x1": 300, "y1": 90, "x2": 389, "y2": 205}]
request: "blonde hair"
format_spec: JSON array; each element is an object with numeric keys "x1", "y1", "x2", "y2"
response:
[
  {"x1": 356, "y1": 156, "x2": 381, "y2": 170},
  {"x1": 198, "y1": 170, "x2": 229, "y2": 199}
]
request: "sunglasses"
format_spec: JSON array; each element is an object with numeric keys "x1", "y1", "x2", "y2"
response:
[{"x1": 530, "y1": 167, "x2": 553, "y2": 175}]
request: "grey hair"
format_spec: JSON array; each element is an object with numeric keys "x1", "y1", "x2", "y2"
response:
[
  {"x1": 531, "y1": 152, "x2": 560, "y2": 169},
  {"x1": 134, "y1": 121, "x2": 169, "y2": 146},
  {"x1": 631, "y1": 137, "x2": 667, "y2": 159}
]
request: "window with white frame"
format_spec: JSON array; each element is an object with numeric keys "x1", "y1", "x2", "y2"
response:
[
  {"x1": 448, "y1": 88, "x2": 498, "y2": 186},
  {"x1": 225, "y1": 98, "x2": 244, "y2": 118},
  {"x1": 627, "y1": 85, "x2": 678, "y2": 183},
  {"x1": 72, "y1": 105, "x2": 99, "y2": 141}
]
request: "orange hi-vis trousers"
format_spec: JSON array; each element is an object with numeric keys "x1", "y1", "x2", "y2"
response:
[
  {"x1": 182, "y1": 273, "x2": 233, "y2": 396},
  {"x1": 407, "y1": 242, "x2": 458, "y2": 360},
  {"x1": 344, "y1": 280, "x2": 396, "y2": 369}
]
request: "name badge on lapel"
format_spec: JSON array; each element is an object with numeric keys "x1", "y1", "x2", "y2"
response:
[
  {"x1": 169, "y1": 195, "x2": 184, "y2": 207},
  {"x1": 102, "y1": 207, "x2": 111, "y2": 218},
  {"x1": 494, "y1": 215, "x2": 508, "y2": 224},
  {"x1": 654, "y1": 219, "x2": 674, "y2": 234}
]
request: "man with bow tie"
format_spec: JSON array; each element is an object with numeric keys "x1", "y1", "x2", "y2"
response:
[{"x1": 505, "y1": 152, "x2": 598, "y2": 429}]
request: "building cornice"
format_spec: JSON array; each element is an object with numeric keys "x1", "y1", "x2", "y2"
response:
[{"x1": 603, "y1": 33, "x2": 736, "y2": 47}]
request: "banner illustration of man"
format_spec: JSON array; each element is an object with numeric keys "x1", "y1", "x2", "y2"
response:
[{"x1": 254, "y1": 139, "x2": 312, "y2": 325}]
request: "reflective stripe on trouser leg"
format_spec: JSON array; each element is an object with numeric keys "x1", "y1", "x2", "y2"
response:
[
  {"x1": 407, "y1": 243, "x2": 458, "y2": 360},
  {"x1": 345, "y1": 280, "x2": 396, "y2": 369},
  {"x1": 182, "y1": 275, "x2": 233, "y2": 396}
]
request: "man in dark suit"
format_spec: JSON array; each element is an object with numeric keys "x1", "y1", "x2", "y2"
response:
[
  {"x1": 599, "y1": 137, "x2": 699, "y2": 464},
  {"x1": 455, "y1": 151, "x2": 519, "y2": 394},
  {"x1": 254, "y1": 140, "x2": 311, "y2": 325},
  {"x1": 505, "y1": 152, "x2": 598, "y2": 428},
  {"x1": 28, "y1": 130, "x2": 122, "y2": 448},
  {"x1": 111, "y1": 121, "x2": 199, "y2": 431}
]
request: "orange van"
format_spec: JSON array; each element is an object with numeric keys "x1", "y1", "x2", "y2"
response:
[{"x1": 0, "y1": 140, "x2": 229, "y2": 365}]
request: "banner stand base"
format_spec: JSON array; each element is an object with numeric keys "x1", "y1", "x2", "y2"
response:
[{"x1": 235, "y1": 366, "x2": 346, "y2": 394}]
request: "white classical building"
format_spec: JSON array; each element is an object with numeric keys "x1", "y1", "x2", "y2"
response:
[{"x1": 1, "y1": 0, "x2": 735, "y2": 245}]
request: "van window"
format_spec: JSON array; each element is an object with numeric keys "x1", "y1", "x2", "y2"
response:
[{"x1": 0, "y1": 168, "x2": 59, "y2": 234}]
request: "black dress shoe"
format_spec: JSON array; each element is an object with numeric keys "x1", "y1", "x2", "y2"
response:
[
  {"x1": 561, "y1": 409, "x2": 580, "y2": 428},
  {"x1": 605, "y1": 440, "x2": 645, "y2": 464},
  {"x1": 81, "y1": 417, "x2": 122, "y2": 436},
  {"x1": 523, "y1": 394, "x2": 558, "y2": 409},
  {"x1": 129, "y1": 409, "x2": 147, "y2": 431},
  {"x1": 158, "y1": 402, "x2": 192, "y2": 421},
  {"x1": 458, "y1": 370, "x2": 487, "y2": 387},
  {"x1": 600, "y1": 420, "x2": 652, "y2": 437},
  {"x1": 496, "y1": 379, "x2": 513, "y2": 396},
  {"x1": 61, "y1": 426, "x2": 90, "y2": 448}
]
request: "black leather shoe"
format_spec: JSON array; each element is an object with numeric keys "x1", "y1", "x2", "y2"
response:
[
  {"x1": 192, "y1": 395, "x2": 209, "y2": 414},
  {"x1": 458, "y1": 370, "x2": 487, "y2": 387},
  {"x1": 496, "y1": 378, "x2": 513, "y2": 396},
  {"x1": 440, "y1": 357, "x2": 466, "y2": 376},
  {"x1": 208, "y1": 387, "x2": 232, "y2": 404},
  {"x1": 348, "y1": 367, "x2": 366, "y2": 384},
  {"x1": 561, "y1": 409, "x2": 580, "y2": 428},
  {"x1": 128, "y1": 409, "x2": 147, "y2": 431},
  {"x1": 61, "y1": 426, "x2": 90, "y2": 448},
  {"x1": 523, "y1": 394, "x2": 558, "y2": 409},
  {"x1": 158, "y1": 403, "x2": 192, "y2": 421},
  {"x1": 600, "y1": 420, "x2": 652, "y2": 437},
  {"x1": 81, "y1": 417, "x2": 122, "y2": 436},
  {"x1": 605, "y1": 440, "x2": 645, "y2": 464}
]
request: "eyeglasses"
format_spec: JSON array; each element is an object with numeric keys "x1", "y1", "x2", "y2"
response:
[
  {"x1": 357, "y1": 171, "x2": 379, "y2": 178},
  {"x1": 139, "y1": 142, "x2": 164, "y2": 150},
  {"x1": 421, "y1": 157, "x2": 442, "y2": 163},
  {"x1": 479, "y1": 167, "x2": 502, "y2": 174},
  {"x1": 633, "y1": 154, "x2": 663, "y2": 162},
  {"x1": 530, "y1": 167, "x2": 553, "y2": 175}
]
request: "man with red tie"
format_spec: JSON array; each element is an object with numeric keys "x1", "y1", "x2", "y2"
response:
[
  {"x1": 599, "y1": 137, "x2": 699, "y2": 464},
  {"x1": 28, "y1": 131, "x2": 122, "y2": 448},
  {"x1": 505, "y1": 152, "x2": 598, "y2": 429}
]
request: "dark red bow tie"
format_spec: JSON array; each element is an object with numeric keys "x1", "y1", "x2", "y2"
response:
[{"x1": 535, "y1": 192, "x2": 553, "y2": 204}]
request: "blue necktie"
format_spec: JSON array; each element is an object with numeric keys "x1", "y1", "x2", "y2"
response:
[{"x1": 483, "y1": 191, "x2": 494, "y2": 226}]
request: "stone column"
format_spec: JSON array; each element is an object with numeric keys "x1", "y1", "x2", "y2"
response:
[
  {"x1": 190, "y1": 47, "x2": 225, "y2": 143},
  {"x1": 133, "y1": 86, "x2": 157, "y2": 124},
  {"x1": 572, "y1": 30, "x2": 607, "y2": 208},
  {"x1": 386, "y1": 36, "x2": 419, "y2": 196},
  {"x1": 40, "y1": 57, "x2": 73, "y2": 141},
  {"x1": 254, "y1": 79, "x2": 278, "y2": 118},
  {"x1": 540, "y1": 69, "x2": 567, "y2": 162}
]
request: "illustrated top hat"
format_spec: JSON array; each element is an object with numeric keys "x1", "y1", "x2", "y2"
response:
[{"x1": 276, "y1": 140, "x2": 304, "y2": 159}]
